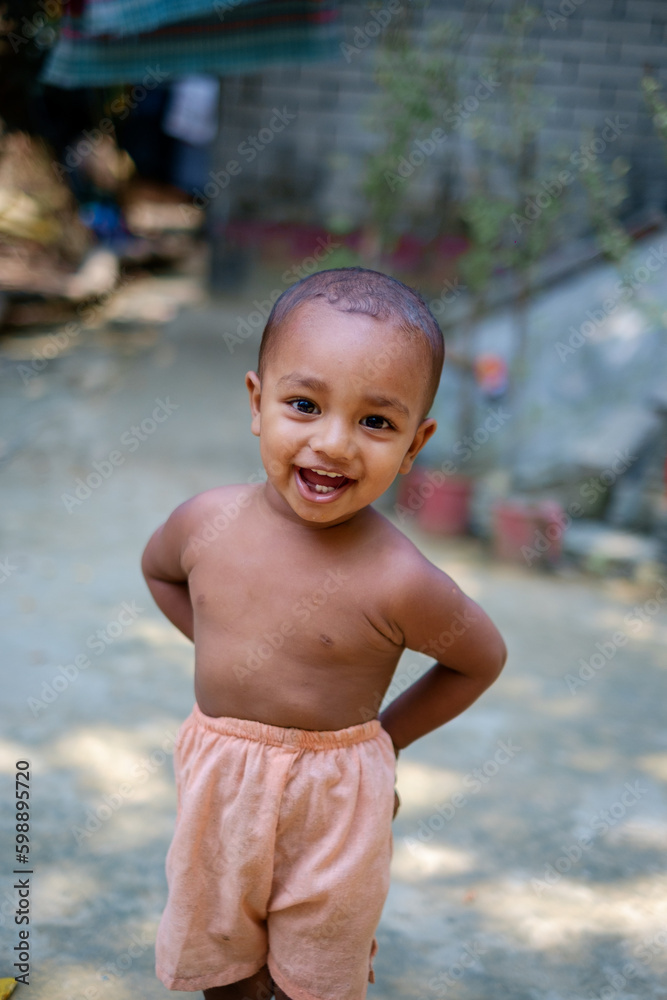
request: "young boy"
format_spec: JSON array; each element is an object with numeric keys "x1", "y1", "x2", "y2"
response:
[{"x1": 142, "y1": 267, "x2": 507, "y2": 1000}]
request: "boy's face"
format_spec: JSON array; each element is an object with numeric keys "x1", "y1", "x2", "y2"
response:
[{"x1": 246, "y1": 299, "x2": 437, "y2": 526}]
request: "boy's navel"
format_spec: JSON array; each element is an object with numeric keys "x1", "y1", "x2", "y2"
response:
[{"x1": 319, "y1": 633, "x2": 334, "y2": 646}]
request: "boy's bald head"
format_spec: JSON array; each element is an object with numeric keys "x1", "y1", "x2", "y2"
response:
[{"x1": 257, "y1": 267, "x2": 445, "y2": 417}]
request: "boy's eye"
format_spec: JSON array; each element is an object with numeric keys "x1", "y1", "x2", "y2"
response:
[
  {"x1": 362, "y1": 415, "x2": 393, "y2": 430},
  {"x1": 289, "y1": 398, "x2": 319, "y2": 414}
]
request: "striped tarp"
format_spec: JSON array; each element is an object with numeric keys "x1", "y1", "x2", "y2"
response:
[
  {"x1": 63, "y1": 0, "x2": 260, "y2": 37},
  {"x1": 41, "y1": 0, "x2": 340, "y2": 87}
]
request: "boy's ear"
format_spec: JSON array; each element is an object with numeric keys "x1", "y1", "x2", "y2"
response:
[
  {"x1": 245, "y1": 371, "x2": 262, "y2": 437},
  {"x1": 399, "y1": 417, "x2": 437, "y2": 474}
]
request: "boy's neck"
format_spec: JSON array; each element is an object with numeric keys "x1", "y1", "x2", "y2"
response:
[{"x1": 258, "y1": 480, "x2": 372, "y2": 532}]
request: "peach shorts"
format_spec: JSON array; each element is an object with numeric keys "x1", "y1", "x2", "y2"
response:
[{"x1": 155, "y1": 704, "x2": 396, "y2": 1000}]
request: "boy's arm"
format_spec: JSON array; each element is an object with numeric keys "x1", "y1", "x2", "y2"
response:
[
  {"x1": 379, "y1": 557, "x2": 507, "y2": 752},
  {"x1": 141, "y1": 503, "x2": 194, "y2": 642}
]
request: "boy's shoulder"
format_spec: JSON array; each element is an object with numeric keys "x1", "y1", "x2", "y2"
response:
[
  {"x1": 366, "y1": 508, "x2": 471, "y2": 650},
  {"x1": 179, "y1": 483, "x2": 261, "y2": 520},
  {"x1": 166, "y1": 483, "x2": 262, "y2": 557},
  {"x1": 373, "y1": 506, "x2": 472, "y2": 601},
  {"x1": 368, "y1": 507, "x2": 444, "y2": 584}
]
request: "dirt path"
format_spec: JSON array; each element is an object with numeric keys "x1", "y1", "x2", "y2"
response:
[{"x1": 1, "y1": 296, "x2": 666, "y2": 1000}]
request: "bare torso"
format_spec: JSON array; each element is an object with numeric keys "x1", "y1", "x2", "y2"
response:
[{"x1": 183, "y1": 484, "x2": 411, "y2": 730}]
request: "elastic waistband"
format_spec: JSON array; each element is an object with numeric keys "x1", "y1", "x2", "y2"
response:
[{"x1": 189, "y1": 702, "x2": 383, "y2": 750}]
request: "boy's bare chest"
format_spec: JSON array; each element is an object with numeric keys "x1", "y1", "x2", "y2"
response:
[{"x1": 188, "y1": 528, "x2": 402, "y2": 655}]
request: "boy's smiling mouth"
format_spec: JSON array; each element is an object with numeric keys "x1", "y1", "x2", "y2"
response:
[{"x1": 296, "y1": 467, "x2": 354, "y2": 501}]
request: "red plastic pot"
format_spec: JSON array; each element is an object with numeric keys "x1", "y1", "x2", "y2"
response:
[
  {"x1": 396, "y1": 469, "x2": 473, "y2": 535},
  {"x1": 492, "y1": 499, "x2": 566, "y2": 567}
]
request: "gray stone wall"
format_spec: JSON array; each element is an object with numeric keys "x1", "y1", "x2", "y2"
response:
[{"x1": 211, "y1": 0, "x2": 667, "y2": 233}]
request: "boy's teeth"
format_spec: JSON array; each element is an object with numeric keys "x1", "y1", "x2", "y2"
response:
[
  {"x1": 312, "y1": 469, "x2": 341, "y2": 477},
  {"x1": 314, "y1": 484, "x2": 336, "y2": 493}
]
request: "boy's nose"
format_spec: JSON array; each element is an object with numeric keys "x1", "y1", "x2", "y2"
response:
[{"x1": 309, "y1": 416, "x2": 355, "y2": 466}]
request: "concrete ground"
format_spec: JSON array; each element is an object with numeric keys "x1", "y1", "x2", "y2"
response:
[{"x1": 1, "y1": 272, "x2": 666, "y2": 1000}]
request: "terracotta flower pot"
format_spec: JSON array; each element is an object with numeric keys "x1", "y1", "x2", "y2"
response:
[
  {"x1": 396, "y1": 468, "x2": 473, "y2": 535},
  {"x1": 492, "y1": 499, "x2": 566, "y2": 567}
]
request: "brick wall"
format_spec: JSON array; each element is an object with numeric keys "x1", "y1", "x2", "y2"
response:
[{"x1": 211, "y1": 0, "x2": 667, "y2": 235}]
